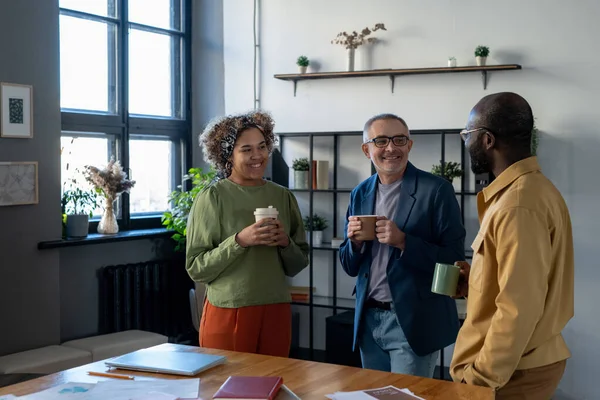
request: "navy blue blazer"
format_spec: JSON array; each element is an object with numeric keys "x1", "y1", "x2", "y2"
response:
[{"x1": 339, "y1": 162, "x2": 466, "y2": 357}]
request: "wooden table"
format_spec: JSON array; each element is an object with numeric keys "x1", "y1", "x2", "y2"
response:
[{"x1": 0, "y1": 343, "x2": 492, "y2": 399}]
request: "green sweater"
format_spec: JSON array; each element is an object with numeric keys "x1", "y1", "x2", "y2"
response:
[{"x1": 185, "y1": 179, "x2": 309, "y2": 308}]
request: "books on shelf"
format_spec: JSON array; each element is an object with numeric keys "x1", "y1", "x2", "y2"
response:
[
  {"x1": 289, "y1": 285, "x2": 314, "y2": 303},
  {"x1": 310, "y1": 160, "x2": 329, "y2": 189}
]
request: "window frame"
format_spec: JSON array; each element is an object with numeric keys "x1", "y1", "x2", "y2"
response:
[{"x1": 59, "y1": 0, "x2": 192, "y2": 232}]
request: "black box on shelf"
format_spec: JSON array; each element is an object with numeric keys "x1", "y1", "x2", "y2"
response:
[
  {"x1": 264, "y1": 148, "x2": 289, "y2": 187},
  {"x1": 325, "y1": 310, "x2": 362, "y2": 368}
]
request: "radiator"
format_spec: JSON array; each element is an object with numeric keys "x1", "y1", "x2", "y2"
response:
[{"x1": 98, "y1": 258, "x2": 194, "y2": 340}]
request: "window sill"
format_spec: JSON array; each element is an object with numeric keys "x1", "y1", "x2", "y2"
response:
[{"x1": 38, "y1": 228, "x2": 174, "y2": 250}]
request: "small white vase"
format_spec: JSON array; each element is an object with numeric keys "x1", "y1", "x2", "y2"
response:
[
  {"x1": 346, "y1": 48, "x2": 355, "y2": 72},
  {"x1": 448, "y1": 59, "x2": 457, "y2": 67},
  {"x1": 476, "y1": 56, "x2": 487, "y2": 66},
  {"x1": 312, "y1": 231, "x2": 323, "y2": 246},
  {"x1": 98, "y1": 197, "x2": 119, "y2": 234},
  {"x1": 298, "y1": 65, "x2": 307, "y2": 74}
]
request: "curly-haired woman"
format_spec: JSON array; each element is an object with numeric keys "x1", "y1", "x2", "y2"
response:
[{"x1": 185, "y1": 110, "x2": 309, "y2": 357}]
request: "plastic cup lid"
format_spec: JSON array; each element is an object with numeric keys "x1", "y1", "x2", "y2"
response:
[{"x1": 254, "y1": 205, "x2": 278, "y2": 215}]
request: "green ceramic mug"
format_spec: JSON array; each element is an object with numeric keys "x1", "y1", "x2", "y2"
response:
[{"x1": 431, "y1": 263, "x2": 461, "y2": 296}]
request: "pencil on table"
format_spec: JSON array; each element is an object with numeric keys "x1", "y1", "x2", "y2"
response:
[{"x1": 87, "y1": 371, "x2": 135, "y2": 380}]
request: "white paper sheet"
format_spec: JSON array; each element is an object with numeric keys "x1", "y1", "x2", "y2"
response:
[
  {"x1": 0, "y1": 395, "x2": 18, "y2": 400},
  {"x1": 18, "y1": 382, "x2": 96, "y2": 399},
  {"x1": 87, "y1": 379, "x2": 199, "y2": 400},
  {"x1": 128, "y1": 392, "x2": 178, "y2": 400},
  {"x1": 16, "y1": 379, "x2": 199, "y2": 400}
]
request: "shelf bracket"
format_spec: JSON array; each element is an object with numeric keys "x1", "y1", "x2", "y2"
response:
[
  {"x1": 292, "y1": 80, "x2": 298, "y2": 97},
  {"x1": 389, "y1": 75, "x2": 395, "y2": 93},
  {"x1": 481, "y1": 71, "x2": 488, "y2": 90}
]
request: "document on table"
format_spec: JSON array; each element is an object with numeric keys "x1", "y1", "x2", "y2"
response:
[
  {"x1": 326, "y1": 385, "x2": 425, "y2": 399},
  {"x1": 18, "y1": 383, "x2": 96, "y2": 399},
  {"x1": 89, "y1": 379, "x2": 200, "y2": 400},
  {"x1": 15, "y1": 379, "x2": 200, "y2": 400}
]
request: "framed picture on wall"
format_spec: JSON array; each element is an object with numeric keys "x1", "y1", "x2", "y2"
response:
[
  {"x1": 1, "y1": 82, "x2": 33, "y2": 138},
  {"x1": 0, "y1": 161, "x2": 39, "y2": 206}
]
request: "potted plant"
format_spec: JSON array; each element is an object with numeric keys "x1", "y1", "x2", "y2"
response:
[
  {"x1": 303, "y1": 213, "x2": 328, "y2": 246},
  {"x1": 292, "y1": 157, "x2": 310, "y2": 190},
  {"x1": 448, "y1": 56, "x2": 457, "y2": 67},
  {"x1": 431, "y1": 161, "x2": 463, "y2": 183},
  {"x1": 474, "y1": 45, "x2": 490, "y2": 66},
  {"x1": 297, "y1": 55, "x2": 310, "y2": 74},
  {"x1": 331, "y1": 23, "x2": 386, "y2": 71},
  {"x1": 61, "y1": 174, "x2": 100, "y2": 239},
  {"x1": 162, "y1": 167, "x2": 216, "y2": 252}
]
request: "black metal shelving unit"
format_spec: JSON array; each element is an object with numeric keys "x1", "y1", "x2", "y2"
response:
[{"x1": 278, "y1": 129, "x2": 478, "y2": 370}]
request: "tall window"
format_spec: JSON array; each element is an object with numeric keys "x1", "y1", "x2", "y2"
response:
[{"x1": 59, "y1": 0, "x2": 191, "y2": 231}]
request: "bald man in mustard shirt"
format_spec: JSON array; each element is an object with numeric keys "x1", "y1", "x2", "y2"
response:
[{"x1": 450, "y1": 92, "x2": 574, "y2": 400}]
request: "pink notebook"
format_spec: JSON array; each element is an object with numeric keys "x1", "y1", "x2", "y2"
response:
[{"x1": 213, "y1": 376, "x2": 283, "y2": 400}]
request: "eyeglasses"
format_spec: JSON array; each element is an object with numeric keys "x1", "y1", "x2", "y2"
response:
[
  {"x1": 459, "y1": 127, "x2": 491, "y2": 142},
  {"x1": 364, "y1": 135, "x2": 410, "y2": 148}
]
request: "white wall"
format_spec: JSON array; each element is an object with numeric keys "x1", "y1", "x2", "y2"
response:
[{"x1": 223, "y1": 1, "x2": 599, "y2": 398}]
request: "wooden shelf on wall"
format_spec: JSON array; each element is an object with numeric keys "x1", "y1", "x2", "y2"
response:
[{"x1": 274, "y1": 64, "x2": 522, "y2": 96}]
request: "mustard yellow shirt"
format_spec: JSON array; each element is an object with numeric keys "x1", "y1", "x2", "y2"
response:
[{"x1": 450, "y1": 157, "x2": 574, "y2": 390}]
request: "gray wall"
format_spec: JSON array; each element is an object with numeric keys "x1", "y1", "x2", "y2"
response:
[
  {"x1": 0, "y1": 1, "x2": 181, "y2": 356},
  {"x1": 59, "y1": 239, "x2": 174, "y2": 342},
  {"x1": 0, "y1": 0, "x2": 62, "y2": 356},
  {"x1": 191, "y1": 0, "x2": 225, "y2": 169}
]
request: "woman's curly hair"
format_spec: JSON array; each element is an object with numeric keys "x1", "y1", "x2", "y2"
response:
[{"x1": 200, "y1": 110, "x2": 277, "y2": 178}]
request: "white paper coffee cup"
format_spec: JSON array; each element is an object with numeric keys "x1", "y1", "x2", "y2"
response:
[{"x1": 254, "y1": 205, "x2": 279, "y2": 223}]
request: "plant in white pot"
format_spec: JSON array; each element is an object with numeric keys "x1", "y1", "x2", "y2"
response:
[
  {"x1": 297, "y1": 55, "x2": 310, "y2": 74},
  {"x1": 61, "y1": 174, "x2": 100, "y2": 239},
  {"x1": 292, "y1": 157, "x2": 310, "y2": 189},
  {"x1": 474, "y1": 45, "x2": 490, "y2": 66},
  {"x1": 448, "y1": 56, "x2": 457, "y2": 67},
  {"x1": 331, "y1": 23, "x2": 386, "y2": 71},
  {"x1": 304, "y1": 213, "x2": 328, "y2": 247}
]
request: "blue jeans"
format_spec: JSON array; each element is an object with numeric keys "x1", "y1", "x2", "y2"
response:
[{"x1": 358, "y1": 306, "x2": 438, "y2": 377}]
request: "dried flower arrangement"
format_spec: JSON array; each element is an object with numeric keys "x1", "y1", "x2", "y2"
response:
[
  {"x1": 84, "y1": 158, "x2": 136, "y2": 203},
  {"x1": 331, "y1": 23, "x2": 387, "y2": 49}
]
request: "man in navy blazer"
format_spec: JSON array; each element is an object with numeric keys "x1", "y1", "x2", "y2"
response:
[{"x1": 339, "y1": 113, "x2": 466, "y2": 377}]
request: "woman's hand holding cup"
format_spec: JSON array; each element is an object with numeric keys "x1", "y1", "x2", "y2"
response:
[
  {"x1": 236, "y1": 219, "x2": 279, "y2": 247},
  {"x1": 267, "y1": 219, "x2": 290, "y2": 248}
]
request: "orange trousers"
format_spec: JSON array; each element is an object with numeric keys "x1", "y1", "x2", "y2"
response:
[{"x1": 199, "y1": 300, "x2": 292, "y2": 357}]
